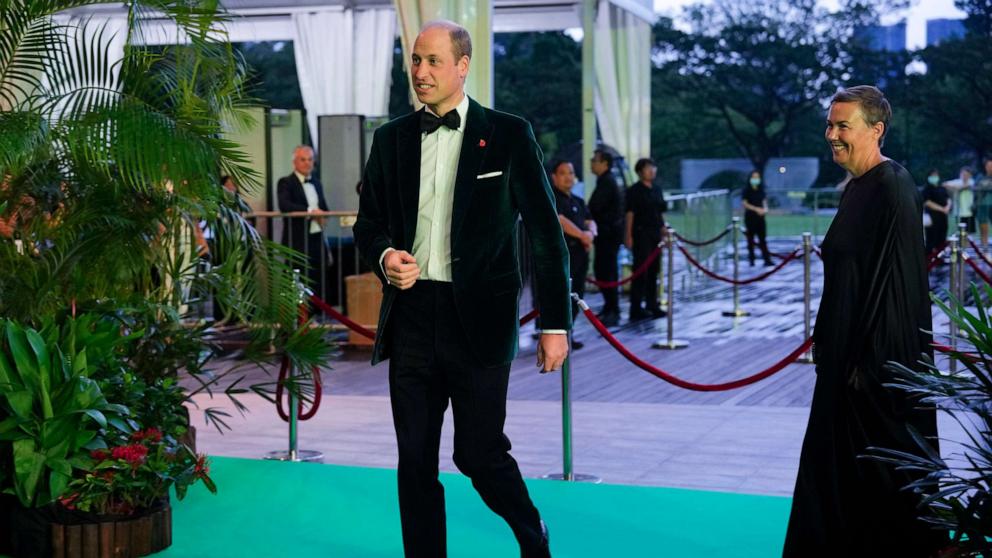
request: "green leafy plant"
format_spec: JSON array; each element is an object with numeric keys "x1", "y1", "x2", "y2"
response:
[
  {"x1": 60, "y1": 427, "x2": 215, "y2": 515},
  {"x1": 0, "y1": 0, "x2": 332, "y2": 515},
  {"x1": 0, "y1": 318, "x2": 131, "y2": 507},
  {"x1": 872, "y1": 284, "x2": 992, "y2": 556}
]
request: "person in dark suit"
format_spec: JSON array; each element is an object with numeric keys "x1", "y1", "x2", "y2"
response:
[
  {"x1": 277, "y1": 145, "x2": 329, "y2": 296},
  {"x1": 587, "y1": 149, "x2": 623, "y2": 326},
  {"x1": 354, "y1": 20, "x2": 571, "y2": 558}
]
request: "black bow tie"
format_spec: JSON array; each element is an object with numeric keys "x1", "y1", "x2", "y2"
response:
[{"x1": 420, "y1": 109, "x2": 461, "y2": 134}]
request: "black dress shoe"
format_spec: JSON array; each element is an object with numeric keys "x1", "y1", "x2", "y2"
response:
[
  {"x1": 571, "y1": 339, "x2": 584, "y2": 350},
  {"x1": 649, "y1": 306, "x2": 668, "y2": 318},
  {"x1": 597, "y1": 310, "x2": 619, "y2": 327},
  {"x1": 629, "y1": 309, "x2": 649, "y2": 322}
]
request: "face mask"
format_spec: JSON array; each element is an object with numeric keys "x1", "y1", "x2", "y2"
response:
[
  {"x1": 749, "y1": 177, "x2": 761, "y2": 187},
  {"x1": 928, "y1": 175, "x2": 940, "y2": 186}
]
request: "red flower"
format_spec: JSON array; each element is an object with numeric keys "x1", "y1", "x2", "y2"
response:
[
  {"x1": 478, "y1": 139, "x2": 486, "y2": 148},
  {"x1": 194, "y1": 454, "x2": 209, "y2": 476},
  {"x1": 58, "y1": 493, "x2": 80, "y2": 511},
  {"x1": 90, "y1": 449, "x2": 110, "y2": 461},
  {"x1": 131, "y1": 428, "x2": 163, "y2": 443},
  {"x1": 111, "y1": 444, "x2": 148, "y2": 466}
]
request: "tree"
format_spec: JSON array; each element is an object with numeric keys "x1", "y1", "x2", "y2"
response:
[
  {"x1": 494, "y1": 32, "x2": 581, "y2": 160},
  {"x1": 652, "y1": 0, "x2": 908, "y2": 177}
]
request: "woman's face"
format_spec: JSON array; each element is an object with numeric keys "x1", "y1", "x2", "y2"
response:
[{"x1": 825, "y1": 101, "x2": 883, "y2": 175}]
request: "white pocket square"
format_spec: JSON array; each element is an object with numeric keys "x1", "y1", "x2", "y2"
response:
[{"x1": 476, "y1": 171, "x2": 503, "y2": 179}]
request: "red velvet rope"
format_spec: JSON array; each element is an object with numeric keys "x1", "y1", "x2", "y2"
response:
[
  {"x1": 580, "y1": 306, "x2": 812, "y2": 391},
  {"x1": 678, "y1": 244, "x2": 800, "y2": 285},
  {"x1": 275, "y1": 304, "x2": 323, "y2": 422},
  {"x1": 586, "y1": 245, "x2": 663, "y2": 288},
  {"x1": 965, "y1": 256, "x2": 992, "y2": 286},
  {"x1": 310, "y1": 294, "x2": 377, "y2": 339},
  {"x1": 309, "y1": 293, "x2": 540, "y2": 337},
  {"x1": 967, "y1": 238, "x2": 992, "y2": 267},
  {"x1": 674, "y1": 227, "x2": 730, "y2": 247},
  {"x1": 743, "y1": 234, "x2": 794, "y2": 259},
  {"x1": 931, "y1": 342, "x2": 981, "y2": 362}
]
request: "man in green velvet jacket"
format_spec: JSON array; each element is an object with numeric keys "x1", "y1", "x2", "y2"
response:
[{"x1": 354, "y1": 19, "x2": 571, "y2": 558}]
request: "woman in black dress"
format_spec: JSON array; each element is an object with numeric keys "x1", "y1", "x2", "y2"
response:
[
  {"x1": 922, "y1": 168, "x2": 951, "y2": 256},
  {"x1": 783, "y1": 86, "x2": 946, "y2": 556}
]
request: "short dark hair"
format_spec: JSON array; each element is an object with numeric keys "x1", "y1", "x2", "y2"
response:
[
  {"x1": 550, "y1": 159, "x2": 572, "y2": 174},
  {"x1": 634, "y1": 158, "x2": 656, "y2": 174},
  {"x1": 831, "y1": 85, "x2": 892, "y2": 147},
  {"x1": 423, "y1": 20, "x2": 472, "y2": 60},
  {"x1": 593, "y1": 149, "x2": 613, "y2": 168},
  {"x1": 219, "y1": 175, "x2": 231, "y2": 186}
]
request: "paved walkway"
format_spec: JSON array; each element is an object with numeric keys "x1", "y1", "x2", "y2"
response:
[{"x1": 187, "y1": 238, "x2": 977, "y2": 496}]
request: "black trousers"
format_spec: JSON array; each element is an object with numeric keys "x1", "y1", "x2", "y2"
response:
[
  {"x1": 567, "y1": 243, "x2": 588, "y2": 321},
  {"x1": 593, "y1": 235, "x2": 620, "y2": 313},
  {"x1": 630, "y1": 235, "x2": 661, "y2": 312},
  {"x1": 744, "y1": 212, "x2": 773, "y2": 265},
  {"x1": 925, "y1": 211, "x2": 948, "y2": 256},
  {"x1": 388, "y1": 281, "x2": 547, "y2": 558}
]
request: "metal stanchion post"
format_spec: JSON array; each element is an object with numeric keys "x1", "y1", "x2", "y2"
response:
[
  {"x1": 653, "y1": 227, "x2": 689, "y2": 350},
  {"x1": 265, "y1": 269, "x2": 324, "y2": 463},
  {"x1": 659, "y1": 238, "x2": 667, "y2": 311},
  {"x1": 544, "y1": 292, "x2": 599, "y2": 483},
  {"x1": 949, "y1": 236, "x2": 959, "y2": 374},
  {"x1": 722, "y1": 216, "x2": 749, "y2": 317},
  {"x1": 799, "y1": 233, "x2": 814, "y2": 363}
]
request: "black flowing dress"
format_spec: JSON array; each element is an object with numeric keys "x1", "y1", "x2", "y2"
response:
[{"x1": 783, "y1": 160, "x2": 946, "y2": 556}]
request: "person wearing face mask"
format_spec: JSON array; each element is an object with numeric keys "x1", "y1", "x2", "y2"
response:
[
  {"x1": 741, "y1": 170, "x2": 774, "y2": 267},
  {"x1": 975, "y1": 158, "x2": 992, "y2": 250},
  {"x1": 922, "y1": 169, "x2": 951, "y2": 256},
  {"x1": 943, "y1": 166, "x2": 975, "y2": 233}
]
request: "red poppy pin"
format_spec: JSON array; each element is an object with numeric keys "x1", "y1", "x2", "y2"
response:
[{"x1": 479, "y1": 139, "x2": 486, "y2": 148}]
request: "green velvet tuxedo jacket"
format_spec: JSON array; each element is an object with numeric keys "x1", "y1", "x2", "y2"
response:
[{"x1": 354, "y1": 97, "x2": 571, "y2": 367}]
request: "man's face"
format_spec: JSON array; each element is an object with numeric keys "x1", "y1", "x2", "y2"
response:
[
  {"x1": 552, "y1": 162, "x2": 576, "y2": 193},
  {"x1": 825, "y1": 102, "x2": 882, "y2": 173},
  {"x1": 590, "y1": 156, "x2": 608, "y2": 176},
  {"x1": 293, "y1": 148, "x2": 314, "y2": 177},
  {"x1": 638, "y1": 164, "x2": 657, "y2": 183},
  {"x1": 985, "y1": 160, "x2": 992, "y2": 176},
  {"x1": 412, "y1": 27, "x2": 469, "y2": 114}
]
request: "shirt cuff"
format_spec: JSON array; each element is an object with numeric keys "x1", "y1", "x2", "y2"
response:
[
  {"x1": 538, "y1": 329, "x2": 567, "y2": 334},
  {"x1": 379, "y1": 247, "x2": 395, "y2": 278}
]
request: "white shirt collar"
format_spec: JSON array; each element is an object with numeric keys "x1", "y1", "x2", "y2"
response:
[
  {"x1": 294, "y1": 171, "x2": 310, "y2": 184},
  {"x1": 424, "y1": 94, "x2": 469, "y2": 134}
]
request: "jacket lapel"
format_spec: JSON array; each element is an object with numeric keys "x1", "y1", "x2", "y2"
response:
[
  {"x1": 397, "y1": 111, "x2": 422, "y2": 251},
  {"x1": 451, "y1": 98, "x2": 494, "y2": 247}
]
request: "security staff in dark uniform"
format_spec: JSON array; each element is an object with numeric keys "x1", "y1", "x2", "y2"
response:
[
  {"x1": 624, "y1": 157, "x2": 667, "y2": 321},
  {"x1": 551, "y1": 160, "x2": 595, "y2": 348},
  {"x1": 742, "y1": 170, "x2": 774, "y2": 266},
  {"x1": 587, "y1": 149, "x2": 624, "y2": 327}
]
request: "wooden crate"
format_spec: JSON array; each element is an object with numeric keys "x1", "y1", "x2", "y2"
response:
[{"x1": 345, "y1": 272, "x2": 382, "y2": 346}]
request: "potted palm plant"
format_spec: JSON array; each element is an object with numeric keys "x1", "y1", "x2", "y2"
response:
[
  {"x1": 0, "y1": 0, "x2": 331, "y2": 555},
  {"x1": 872, "y1": 284, "x2": 992, "y2": 556}
]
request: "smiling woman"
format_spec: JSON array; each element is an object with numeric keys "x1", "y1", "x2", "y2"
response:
[{"x1": 784, "y1": 86, "x2": 948, "y2": 556}]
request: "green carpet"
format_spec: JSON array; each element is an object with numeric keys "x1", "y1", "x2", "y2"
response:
[{"x1": 146, "y1": 456, "x2": 789, "y2": 557}]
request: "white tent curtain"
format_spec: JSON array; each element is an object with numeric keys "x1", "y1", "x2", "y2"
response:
[
  {"x1": 394, "y1": 0, "x2": 493, "y2": 108},
  {"x1": 594, "y1": 0, "x2": 651, "y2": 172},
  {"x1": 292, "y1": 8, "x2": 396, "y2": 150}
]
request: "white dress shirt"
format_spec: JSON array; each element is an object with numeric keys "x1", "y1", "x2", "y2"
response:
[
  {"x1": 380, "y1": 95, "x2": 565, "y2": 334},
  {"x1": 295, "y1": 171, "x2": 323, "y2": 234}
]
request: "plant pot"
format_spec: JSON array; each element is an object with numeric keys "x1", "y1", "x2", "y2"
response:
[{"x1": 2, "y1": 497, "x2": 172, "y2": 558}]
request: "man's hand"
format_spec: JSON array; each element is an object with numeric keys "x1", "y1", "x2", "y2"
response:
[
  {"x1": 581, "y1": 231, "x2": 594, "y2": 251},
  {"x1": 384, "y1": 250, "x2": 420, "y2": 289},
  {"x1": 536, "y1": 333, "x2": 569, "y2": 373}
]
